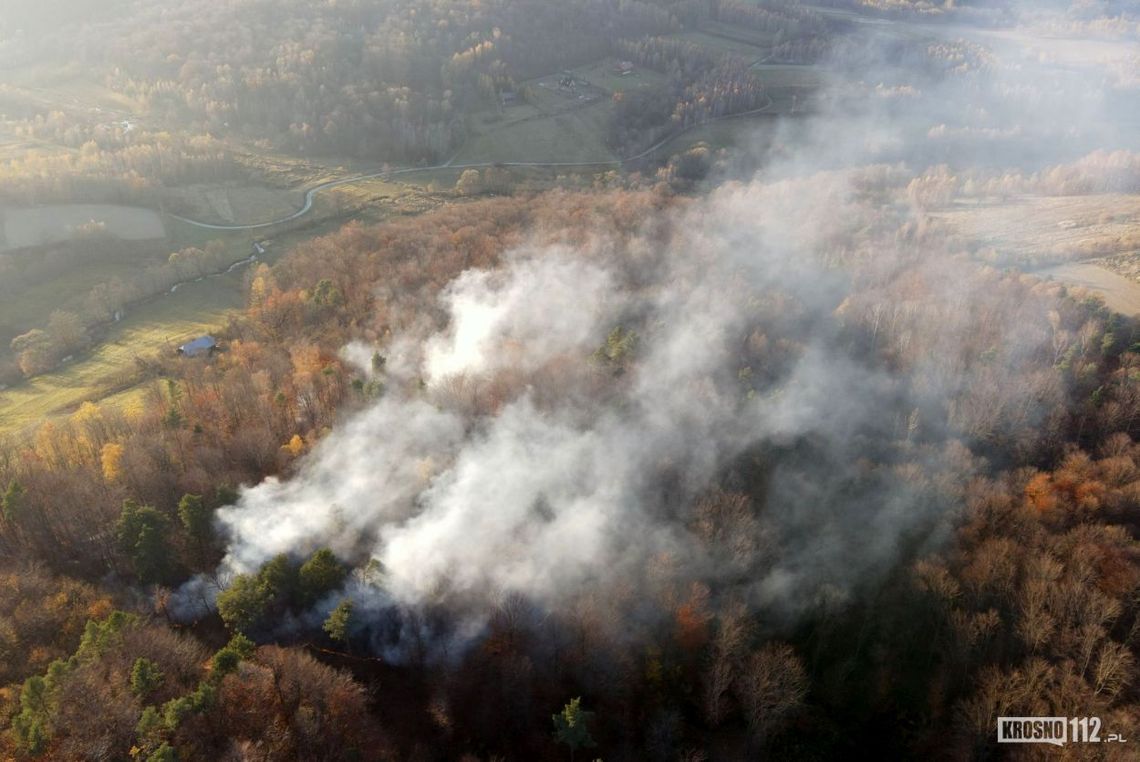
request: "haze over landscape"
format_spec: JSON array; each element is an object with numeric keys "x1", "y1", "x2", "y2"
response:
[{"x1": 1, "y1": 1, "x2": 1140, "y2": 760}]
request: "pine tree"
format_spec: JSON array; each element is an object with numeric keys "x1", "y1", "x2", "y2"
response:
[
  {"x1": 552, "y1": 697, "x2": 596, "y2": 762},
  {"x1": 323, "y1": 599, "x2": 354, "y2": 644},
  {"x1": 116, "y1": 500, "x2": 173, "y2": 584}
]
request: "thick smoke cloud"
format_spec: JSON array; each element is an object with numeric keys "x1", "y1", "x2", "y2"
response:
[
  {"x1": 198, "y1": 174, "x2": 944, "y2": 641},
  {"x1": 184, "y1": 3, "x2": 1140, "y2": 650}
]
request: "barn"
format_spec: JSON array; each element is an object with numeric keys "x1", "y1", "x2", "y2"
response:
[{"x1": 178, "y1": 336, "x2": 217, "y2": 357}]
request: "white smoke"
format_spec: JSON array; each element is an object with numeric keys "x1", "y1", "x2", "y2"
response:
[
  {"x1": 203, "y1": 174, "x2": 891, "y2": 620},
  {"x1": 182, "y1": 5, "x2": 1140, "y2": 646},
  {"x1": 423, "y1": 247, "x2": 618, "y2": 382}
]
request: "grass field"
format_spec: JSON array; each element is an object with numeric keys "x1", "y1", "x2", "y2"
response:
[
  {"x1": 750, "y1": 64, "x2": 827, "y2": 88},
  {"x1": 672, "y1": 30, "x2": 767, "y2": 59},
  {"x1": 0, "y1": 204, "x2": 165, "y2": 251},
  {"x1": 2, "y1": 63, "x2": 142, "y2": 116},
  {"x1": 696, "y1": 21, "x2": 780, "y2": 50},
  {"x1": 470, "y1": 103, "x2": 547, "y2": 134},
  {"x1": 160, "y1": 185, "x2": 302, "y2": 227},
  {"x1": 452, "y1": 101, "x2": 618, "y2": 165},
  {"x1": 934, "y1": 195, "x2": 1140, "y2": 267},
  {"x1": 0, "y1": 240, "x2": 168, "y2": 350},
  {"x1": 569, "y1": 59, "x2": 670, "y2": 95},
  {"x1": 0, "y1": 273, "x2": 242, "y2": 434}
]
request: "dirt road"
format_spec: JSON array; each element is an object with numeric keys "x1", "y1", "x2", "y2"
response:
[{"x1": 1040, "y1": 263, "x2": 1140, "y2": 316}]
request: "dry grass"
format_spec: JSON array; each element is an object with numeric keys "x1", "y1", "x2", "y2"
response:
[{"x1": 935, "y1": 194, "x2": 1140, "y2": 268}]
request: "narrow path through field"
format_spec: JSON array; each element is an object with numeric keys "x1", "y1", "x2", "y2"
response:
[{"x1": 169, "y1": 98, "x2": 778, "y2": 231}]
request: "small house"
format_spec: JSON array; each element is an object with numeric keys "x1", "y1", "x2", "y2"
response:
[{"x1": 178, "y1": 336, "x2": 217, "y2": 358}]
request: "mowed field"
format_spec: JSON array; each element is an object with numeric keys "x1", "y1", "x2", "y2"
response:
[
  {"x1": 570, "y1": 59, "x2": 670, "y2": 95},
  {"x1": 0, "y1": 205, "x2": 176, "y2": 355},
  {"x1": 674, "y1": 30, "x2": 772, "y2": 58},
  {"x1": 0, "y1": 62, "x2": 142, "y2": 115},
  {"x1": 0, "y1": 240, "x2": 159, "y2": 351},
  {"x1": 0, "y1": 204, "x2": 165, "y2": 251},
  {"x1": 161, "y1": 185, "x2": 303, "y2": 227},
  {"x1": 453, "y1": 101, "x2": 618, "y2": 165},
  {"x1": 696, "y1": 20, "x2": 780, "y2": 50},
  {"x1": 0, "y1": 273, "x2": 242, "y2": 434}
]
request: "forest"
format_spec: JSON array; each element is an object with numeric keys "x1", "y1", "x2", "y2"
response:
[
  {"x1": 2, "y1": 0, "x2": 828, "y2": 163},
  {"x1": 2, "y1": 0, "x2": 1140, "y2": 760},
  {"x1": 2, "y1": 158, "x2": 1140, "y2": 758}
]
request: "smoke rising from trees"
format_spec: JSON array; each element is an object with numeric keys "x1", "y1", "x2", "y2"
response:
[{"x1": 184, "y1": 6, "x2": 1140, "y2": 657}]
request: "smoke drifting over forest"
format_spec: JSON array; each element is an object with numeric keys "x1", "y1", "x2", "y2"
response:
[
  {"x1": 8, "y1": 1, "x2": 1140, "y2": 759},
  {"x1": 183, "y1": 8, "x2": 1140, "y2": 657},
  {"x1": 216, "y1": 181, "x2": 887, "y2": 616}
]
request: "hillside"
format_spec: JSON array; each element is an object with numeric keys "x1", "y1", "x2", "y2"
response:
[{"x1": 2, "y1": 1, "x2": 1140, "y2": 760}]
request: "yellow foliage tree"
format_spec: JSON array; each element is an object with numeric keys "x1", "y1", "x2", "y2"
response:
[
  {"x1": 283, "y1": 435, "x2": 305, "y2": 458},
  {"x1": 101, "y1": 442, "x2": 125, "y2": 483}
]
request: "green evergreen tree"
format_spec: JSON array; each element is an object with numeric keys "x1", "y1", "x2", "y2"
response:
[
  {"x1": 177, "y1": 494, "x2": 212, "y2": 546},
  {"x1": 258, "y1": 553, "x2": 299, "y2": 602},
  {"x1": 145, "y1": 743, "x2": 177, "y2": 762},
  {"x1": 553, "y1": 697, "x2": 596, "y2": 762},
  {"x1": 323, "y1": 599, "x2": 354, "y2": 643},
  {"x1": 115, "y1": 501, "x2": 173, "y2": 584},
  {"x1": 130, "y1": 657, "x2": 165, "y2": 698},
  {"x1": 298, "y1": 548, "x2": 347, "y2": 605},
  {"x1": 209, "y1": 634, "x2": 254, "y2": 679},
  {"x1": 215, "y1": 574, "x2": 271, "y2": 633},
  {"x1": 215, "y1": 484, "x2": 239, "y2": 506}
]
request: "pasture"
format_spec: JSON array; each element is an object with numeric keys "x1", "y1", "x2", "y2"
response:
[
  {"x1": 0, "y1": 272, "x2": 242, "y2": 434},
  {"x1": 161, "y1": 185, "x2": 302, "y2": 227},
  {"x1": 569, "y1": 59, "x2": 670, "y2": 95},
  {"x1": 671, "y1": 30, "x2": 767, "y2": 59},
  {"x1": 1, "y1": 62, "x2": 142, "y2": 115},
  {"x1": 0, "y1": 239, "x2": 164, "y2": 350},
  {"x1": 0, "y1": 204, "x2": 165, "y2": 252},
  {"x1": 696, "y1": 21, "x2": 780, "y2": 50},
  {"x1": 452, "y1": 101, "x2": 618, "y2": 165}
]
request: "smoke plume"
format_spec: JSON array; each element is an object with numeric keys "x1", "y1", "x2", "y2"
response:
[{"x1": 183, "y1": 3, "x2": 1140, "y2": 653}]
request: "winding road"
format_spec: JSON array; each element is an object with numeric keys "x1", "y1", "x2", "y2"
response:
[{"x1": 169, "y1": 98, "x2": 780, "y2": 231}]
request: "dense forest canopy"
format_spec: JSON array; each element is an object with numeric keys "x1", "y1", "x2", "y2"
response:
[{"x1": 2, "y1": 0, "x2": 1140, "y2": 760}]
